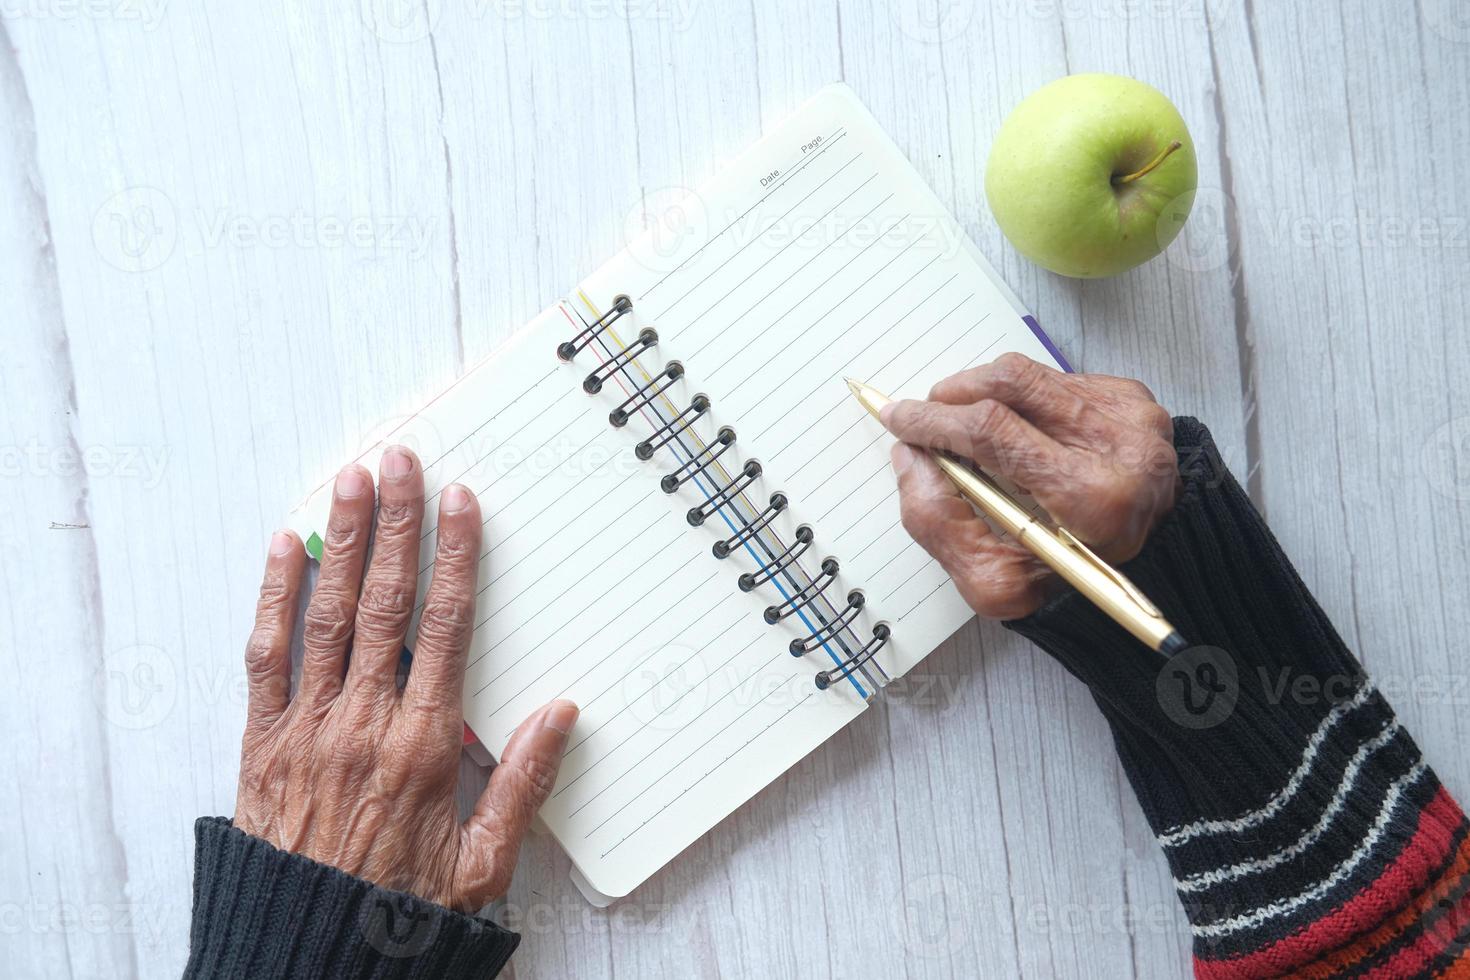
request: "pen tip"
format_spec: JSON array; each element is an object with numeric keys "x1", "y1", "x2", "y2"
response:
[{"x1": 844, "y1": 377, "x2": 860, "y2": 393}]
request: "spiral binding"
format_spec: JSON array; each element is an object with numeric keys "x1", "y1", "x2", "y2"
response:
[
  {"x1": 558, "y1": 294, "x2": 632, "y2": 361},
  {"x1": 714, "y1": 492, "x2": 786, "y2": 558},
  {"x1": 737, "y1": 524, "x2": 813, "y2": 592},
  {"x1": 687, "y1": 460, "x2": 761, "y2": 527},
  {"x1": 612, "y1": 361, "x2": 683, "y2": 427},
  {"x1": 560, "y1": 298, "x2": 890, "y2": 694},
  {"x1": 816, "y1": 624, "x2": 891, "y2": 691},
  {"x1": 662, "y1": 426, "x2": 736, "y2": 493},
  {"x1": 583, "y1": 328, "x2": 657, "y2": 394},
  {"x1": 637, "y1": 395, "x2": 709, "y2": 460}
]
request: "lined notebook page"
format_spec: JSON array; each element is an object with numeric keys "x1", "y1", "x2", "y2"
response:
[
  {"x1": 576, "y1": 84, "x2": 1065, "y2": 682},
  {"x1": 289, "y1": 306, "x2": 868, "y2": 901}
]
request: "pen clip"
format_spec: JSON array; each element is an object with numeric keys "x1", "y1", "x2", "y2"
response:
[{"x1": 1054, "y1": 527, "x2": 1164, "y2": 619}]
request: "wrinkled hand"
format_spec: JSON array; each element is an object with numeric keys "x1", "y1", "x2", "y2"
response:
[
  {"x1": 237, "y1": 446, "x2": 577, "y2": 912},
  {"x1": 881, "y1": 353, "x2": 1179, "y2": 620}
]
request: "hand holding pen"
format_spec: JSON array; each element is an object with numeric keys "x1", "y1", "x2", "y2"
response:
[{"x1": 863, "y1": 352, "x2": 1184, "y2": 647}]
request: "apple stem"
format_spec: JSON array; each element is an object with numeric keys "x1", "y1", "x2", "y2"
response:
[{"x1": 1113, "y1": 140, "x2": 1183, "y2": 185}]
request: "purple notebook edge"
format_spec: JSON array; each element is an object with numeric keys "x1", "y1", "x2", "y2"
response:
[{"x1": 1023, "y1": 314, "x2": 1074, "y2": 374}]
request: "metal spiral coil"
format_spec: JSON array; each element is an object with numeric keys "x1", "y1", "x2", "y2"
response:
[
  {"x1": 557, "y1": 294, "x2": 632, "y2": 361},
  {"x1": 713, "y1": 492, "x2": 787, "y2": 559},
  {"x1": 583, "y1": 328, "x2": 657, "y2": 394},
  {"x1": 763, "y1": 557, "x2": 839, "y2": 624},
  {"x1": 611, "y1": 361, "x2": 683, "y2": 427},
  {"x1": 558, "y1": 296, "x2": 889, "y2": 696},
  {"x1": 815, "y1": 623, "x2": 891, "y2": 691},
  {"x1": 790, "y1": 590, "x2": 865, "y2": 655}
]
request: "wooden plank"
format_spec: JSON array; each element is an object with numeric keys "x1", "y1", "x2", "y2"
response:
[
  {"x1": 1212, "y1": 0, "x2": 1470, "y2": 813},
  {"x1": 0, "y1": 32, "x2": 144, "y2": 979}
]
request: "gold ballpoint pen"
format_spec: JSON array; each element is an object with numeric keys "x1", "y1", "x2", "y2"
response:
[{"x1": 845, "y1": 378, "x2": 1187, "y2": 659}]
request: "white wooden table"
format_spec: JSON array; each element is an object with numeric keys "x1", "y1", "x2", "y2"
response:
[{"x1": 4, "y1": 2, "x2": 1468, "y2": 977}]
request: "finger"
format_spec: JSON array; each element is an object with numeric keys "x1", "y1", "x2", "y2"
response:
[
  {"x1": 929, "y1": 353, "x2": 1118, "y2": 448},
  {"x1": 403, "y1": 484, "x2": 482, "y2": 724},
  {"x1": 347, "y1": 446, "x2": 425, "y2": 697},
  {"x1": 300, "y1": 465, "x2": 375, "y2": 702},
  {"x1": 880, "y1": 395, "x2": 1074, "y2": 497},
  {"x1": 456, "y1": 700, "x2": 579, "y2": 907},
  {"x1": 892, "y1": 444, "x2": 1050, "y2": 620},
  {"x1": 243, "y1": 530, "x2": 306, "y2": 733}
]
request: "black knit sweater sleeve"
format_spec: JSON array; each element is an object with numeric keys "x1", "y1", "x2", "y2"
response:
[
  {"x1": 182, "y1": 817, "x2": 519, "y2": 979},
  {"x1": 1006, "y1": 417, "x2": 1469, "y2": 976}
]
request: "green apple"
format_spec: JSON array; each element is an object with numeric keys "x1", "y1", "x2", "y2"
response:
[{"x1": 985, "y1": 73, "x2": 1197, "y2": 279}]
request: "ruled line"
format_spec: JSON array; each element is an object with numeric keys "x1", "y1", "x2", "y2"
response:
[
  {"x1": 571, "y1": 660, "x2": 788, "y2": 824},
  {"x1": 638, "y1": 128, "x2": 848, "y2": 298},
  {"x1": 560, "y1": 608, "x2": 756, "y2": 754},
  {"x1": 698, "y1": 193, "x2": 896, "y2": 376},
  {"x1": 718, "y1": 220, "x2": 923, "y2": 398},
  {"x1": 763, "y1": 271, "x2": 956, "y2": 462},
  {"x1": 654, "y1": 152, "x2": 864, "y2": 319},
  {"x1": 596, "y1": 689, "x2": 816, "y2": 857},
  {"x1": 486, "y1": 567, "x2": 723, "y2": 721}
]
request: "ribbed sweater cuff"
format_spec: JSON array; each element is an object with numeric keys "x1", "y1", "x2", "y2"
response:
[
  {"x1": 183, "y1": 817, "x2": 519, "y2": 979},
  {"x1": 1006, "y1": 417, "x2": 1377, "y2": 832},
  {"x1": 1005, "y1": 418, "x2": 1467, "y2": 971}
]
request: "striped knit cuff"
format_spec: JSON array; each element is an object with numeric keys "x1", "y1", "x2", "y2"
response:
[
  {"x1": 183, "y1": 817, "x2": 519, "y2": 979},
  {"x1": 1006, "y1": 418, "x2": 1470, "y2": 975}
]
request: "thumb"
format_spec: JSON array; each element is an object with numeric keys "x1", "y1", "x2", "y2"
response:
[{"x1": 456, "y1": 699, "x2": 579, "y2": 907}]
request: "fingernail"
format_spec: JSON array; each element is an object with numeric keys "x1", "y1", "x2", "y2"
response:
[
  {"x1": 891, "y1": 443, "x2": 916, "y2": 477},
  {"x1": 442, "y1": 483, "x2": 471, "y2": 515},
  {"x1": 543, "y1": 700, "x2": 579, "y2": 735},
  {"x1": 878, "y1": 402, "x2": 895, "y2": 426},
  {"x1": 269, "y1": 530, "x2": 294, "y2": 557},
  {"x1": 381, "y1": 446, "x2": 413, "y2": 481},
  {"x1": 336, "y1": 466, "x2": 368, "y2": 499}
]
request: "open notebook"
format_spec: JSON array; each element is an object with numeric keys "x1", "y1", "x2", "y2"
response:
[{"x1": 289, "y1": 84, "x2": 1068, "y2": 904}]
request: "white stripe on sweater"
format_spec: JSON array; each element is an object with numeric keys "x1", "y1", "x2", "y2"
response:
[
  {"x1": 1189, "y1": 760, "x2": 1429, "y2": 939},
  {"x1": 1174, "y1": 720, "x2": 1403, "y2": 893},
  {"x1": 1158, "y1": 683, "x2": 1376, "y2": 848}
]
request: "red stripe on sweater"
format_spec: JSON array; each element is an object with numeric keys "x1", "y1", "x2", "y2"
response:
[
  {"x1": 1365, "y1": 881, "x2": 1470, "y2": 978},
  {"x1": 1192, "y1": 787, "x2": 1464, "y2": 980}
]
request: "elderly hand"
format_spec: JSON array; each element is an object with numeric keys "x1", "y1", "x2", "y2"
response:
[
  {"x1": 880, "y1": 352, "x2": 1179, "y2": 621},
  {"x1": 236, "y1": 446, "x2": 576, "y2": 911}
]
